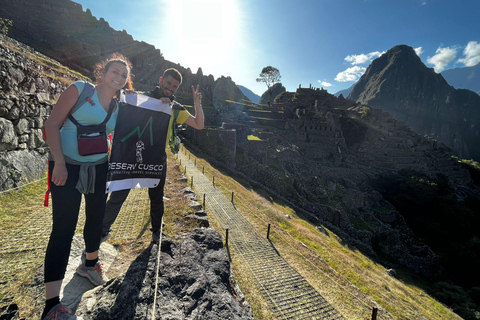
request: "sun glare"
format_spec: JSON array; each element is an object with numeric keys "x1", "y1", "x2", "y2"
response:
[{"x1": 160, "y1": 0, "x2": 242, "y2": 76}]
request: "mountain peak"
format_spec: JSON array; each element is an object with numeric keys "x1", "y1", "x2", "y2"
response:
[
  {"x1": 360, "y1": 45, "x2": 427, "y2": 81},
  {"x1": 347, "y1": 44, "x2": 480, "y2": 160}
]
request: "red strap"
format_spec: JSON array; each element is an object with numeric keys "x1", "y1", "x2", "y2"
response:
[
  {"x1": 44, "y1": 189, "x2": 50, "y2": 207},
  {"x1": 44, "y1": 162, "x2": 51, "y2": 207}
]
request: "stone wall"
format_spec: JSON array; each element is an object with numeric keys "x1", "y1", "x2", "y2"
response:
[
  {"x1": 0, "y1": 35, "x2": 79, "y2": 190},
  {"x1": 221, "y1": 122, "x2": 248, "y2": 147},
  {"x1": 181, "y1": 126, "x2": 237, "y2": 167}
]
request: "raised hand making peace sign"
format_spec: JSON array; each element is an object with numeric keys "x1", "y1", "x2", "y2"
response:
[{"x1": 192, "y1": 84, "x2": 202, "y2": 107}]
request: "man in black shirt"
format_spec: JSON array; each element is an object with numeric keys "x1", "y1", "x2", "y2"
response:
[{"x1": 102, "y1": 68, "x2": 204, "y2": 243}]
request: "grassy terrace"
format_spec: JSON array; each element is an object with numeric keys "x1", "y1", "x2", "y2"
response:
[
  {"x1": 0, "y1": 149, "x2": 464, "y2": 320},
  {"x1": 181, "y1": 147, "x2": 463, "y2": 320}
]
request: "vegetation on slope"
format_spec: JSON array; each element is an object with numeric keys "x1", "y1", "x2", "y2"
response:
[
  {"x1": 374, "y1": 169, "x2": 480, "y2": 319},
  {"x1": 183, "y1": 147, "x2": 464, "y2": 320}
]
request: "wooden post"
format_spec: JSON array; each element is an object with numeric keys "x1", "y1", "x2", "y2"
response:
[
  {"x1": 202, "y1": 166, "x2": 205, "y2": 175},
  {"x1": 267, "y1": 224, "x2": 271, "y2": 239},
  {"x1": 191, "y1": 176, "x2": 193, "y2": 187},
  {"x1": 213, "y1": 176, "x2": 215, "y2": 187},
  {"x1": 231, "y1": 192, "x2": 234, "y2": 204},
  {"x1": 179, "y1": 159, "x2": 182, "y2": 166},
  {"x1": 225, "y1": 228, "x2": 229, "y2": 246},
  {"x1": 195, "y1": 159, "x2": 196, "y2": 166},
  {"x1": 203, "y1": 194, "x2": 206, "y2": 209},
  {"x1": 371, "y1": 307, "x2": 378, "y2": 320},
  {"x1": 184, "y1": 166, "x2": 187, "y2": 175}
]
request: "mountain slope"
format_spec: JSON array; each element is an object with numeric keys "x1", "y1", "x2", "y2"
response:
[
  {"x1": 0, "y1": 0, "x2": 249, "y2": 110},
  {"x1": 441, "y1": 63, "x2": 480, "y2": 95},
  {"x1": 348, "y1": 44, "x2": 480, "y2": 161},
  {"x1": 259, "y1": 83, "x2": 286, "y2": 104},
  {"x1": 334, "y1": 83, "x2": 355, "y2": 97},
  {"x1": 237, "y1": 85, "x2": 260, "y2": 103}
]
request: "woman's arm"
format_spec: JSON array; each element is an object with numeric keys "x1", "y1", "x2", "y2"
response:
[{"x1": 44, "y1": 85, "x2": 79, "y2": 186}]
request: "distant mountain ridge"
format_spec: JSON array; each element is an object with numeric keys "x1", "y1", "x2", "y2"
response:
[
  {"x1": 441, "y1": 63, "x2": 480, "y2": 96},
  {"x1": 348, "y1": 44, "x2": 480, "y2": 161},
  {"x1": 334, "y1": 83, "x2": 355, "y2": 98},
  {"x1": 237, "y1": 85, "x2": 260, "y2": 103}
]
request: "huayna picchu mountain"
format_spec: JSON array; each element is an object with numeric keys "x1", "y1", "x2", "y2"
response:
[{"x1": 348, "y1": 44, "x2": 480, "y2": 161}]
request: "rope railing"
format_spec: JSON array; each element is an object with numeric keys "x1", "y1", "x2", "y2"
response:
[
  {"x1": 150, "y1": 218, "x2": 164, "y2": 320},
  {"x1": 0, "y1": 177, "x2": 47, "y2": 195}
]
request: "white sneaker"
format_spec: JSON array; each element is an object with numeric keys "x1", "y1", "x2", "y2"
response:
[{"x1": 76, "y1": 262, "x2": 108, "y2": 286}]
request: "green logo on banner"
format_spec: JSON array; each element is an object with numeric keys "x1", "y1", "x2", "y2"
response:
[{"x1": 121, "y1": 116, "x2": 154, "y2": 146}]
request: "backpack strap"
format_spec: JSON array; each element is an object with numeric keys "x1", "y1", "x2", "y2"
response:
[
  {"x1": 72, "y1": 81, "x2": 96, "y2": 114},
  {"x1": 68, "y1": 98, "x2": 117, "y2": 127}
]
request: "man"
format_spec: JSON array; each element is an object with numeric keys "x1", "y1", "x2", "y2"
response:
[{"x1": 102, "y1": 68, "x2": 204, "y2": 243}]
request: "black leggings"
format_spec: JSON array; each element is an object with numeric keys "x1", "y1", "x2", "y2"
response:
[
  {"x1": 102, "y1": 157, "x2": 167, "y2": 234},
  {"x1": 44, "y1": 161, "x2": 108, "y2": 283}
]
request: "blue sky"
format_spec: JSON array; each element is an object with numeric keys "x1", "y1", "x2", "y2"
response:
[{"x1": 73, "y1": 0, "x2": 480, "y2": 96}]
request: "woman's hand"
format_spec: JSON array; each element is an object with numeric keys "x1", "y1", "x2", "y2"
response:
[{"x1": 51, "y1": 163, "x2": 68, "y2": 186}]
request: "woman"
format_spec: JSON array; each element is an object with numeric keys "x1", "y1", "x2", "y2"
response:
[{"x1": 42, "y1": 54, "x2": 132, "y2": 319}]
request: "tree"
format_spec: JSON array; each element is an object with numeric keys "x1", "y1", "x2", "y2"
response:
[{"x1": 256, "y1": 66, "x2": 281, "y2": 105}]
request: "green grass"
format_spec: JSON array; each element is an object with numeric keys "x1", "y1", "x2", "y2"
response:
[
  {"x1": 0, "y1": 178, "x2": 47, "y2": 229},
  {"x1": 247, "y1": 135, "x2": 262, "y2": 141},
  {"x1": 183, "y1": 146, "x2": 464, "y2": 320},
  {"x1": 0, "y1": 146, "x2": 464, "y2": 319}
]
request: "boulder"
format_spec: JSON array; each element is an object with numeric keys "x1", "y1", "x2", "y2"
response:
[
  {"x1": 76, "y1": 228, "x2": 253, "y2": 320},
  {"x1": 0, "y1": 150, "x2": 48, "y2": 189}
]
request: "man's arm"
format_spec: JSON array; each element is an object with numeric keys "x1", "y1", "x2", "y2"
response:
[{"x1": 184, "y1": 85, "x2": 204, "y2": 129}]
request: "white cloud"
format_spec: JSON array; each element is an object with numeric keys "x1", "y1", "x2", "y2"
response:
[
  {"x1": 414, "y1": 47, "x2": 424, "y2": 56},
  {"x1": 335, "y1": 66, "x2": 366, "y2": 82},
  {"x1": 345, "y1": 51, "x2": 384, "y2": 65},
  {"x1": 318, "y1": 80, "x2": 332, "y2": 87},
  {"x1": 426, "y1": 46, "x2": 457, "y2": 72},
  {"x1": 458, "y1": 41, "x2": 480, "y2": 67}
]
